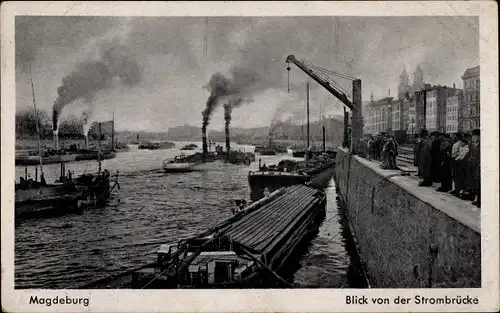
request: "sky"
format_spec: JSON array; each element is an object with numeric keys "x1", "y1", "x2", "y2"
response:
[{"x1": 16, "y1": 16, "x2": 479, "y2": 132}]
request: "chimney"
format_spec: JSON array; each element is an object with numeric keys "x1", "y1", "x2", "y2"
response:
[
  {"x1": 202, "y1": 127, "x2": 208, "y2": 157},
  {"x1": 453, "y1": 82, "x2": 456, "y2": 89},
  {"x1": 53, "y1": 131, "x2": 59, "y2": 150},
  {"x1": 225, "y1": 122, "x2": 230, "y2": 152},
  {"x1": 388, "y1": 89, "x2": 390, "y2": 96},
  {"x1": 84, "y1": 135, "x2": 88, "y2": 149}
]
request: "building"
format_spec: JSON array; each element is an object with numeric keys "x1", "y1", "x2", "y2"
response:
[
  {"x1": 446, "y1": 90, "x2": 463, "y2": 133},
  {"x1": 402, "y1": 95, "x2": 416, "y2": 134},
  {"x1": 391, "y1": 100, "x2": 403, "y2": 131},
  {"x1": 425, "y1": 85, "x2": 461, "y2": 133},
  {"x1": 363, "y1": 96, "x2": 393, "y2": 135},
  {"x1": 408, "y1": 98, "x2": 417, "y2": 135},
  {"x1": 398, "y1": 67, "x2": 411, "y2": 101},
  {"x1": 461, "y1": 66, "x2": 480, "y2": 131},
  {"x1": 412, "y1": 64, "x2": 425, "y2": 93},
  {"x1": 415, "y1": 90, "x2": 426, "y2": 132}
]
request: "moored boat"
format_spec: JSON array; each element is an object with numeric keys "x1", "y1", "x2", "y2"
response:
[
  {"x1": 79, "y1": 184, "x2": 326, "y2": 289},
  {"x1": 15, "y1": 163, "x2": 120, "y2": 218},
  {"x1": 248, "y1": 150, "x2": 337, "y2": 201}
]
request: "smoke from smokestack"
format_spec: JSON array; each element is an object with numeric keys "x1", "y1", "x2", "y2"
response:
[
  {"x1": 52, "y1": 39, "x2": 141, "y2": 132},
  {"x1": 201, "y1": 67, "x2": 259, "y2": 154}
]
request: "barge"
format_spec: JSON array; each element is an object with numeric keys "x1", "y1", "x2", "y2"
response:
[
  {"x1": 248, "y1": 150, "x2": 336, "y2": 201},
  {"x1": 80, "y1": 184, "x2": 326, "y2": 289},
  {"x1": 138, "y1": 141, "x2": 176, "y2": 150},
  {"x1": 16, "y1": 163, "x2": 120, "y2": 219},
  {"x1": 15, "y1": 148, "x2": 116, "y2": 166}
]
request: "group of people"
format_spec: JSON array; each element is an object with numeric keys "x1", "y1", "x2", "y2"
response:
[
  {"x1": 357, "y1": 133, "x2": 399, "y2": 170},
  {"x1": 414, "y1": 129, "x2": 481, "y2": 207}
]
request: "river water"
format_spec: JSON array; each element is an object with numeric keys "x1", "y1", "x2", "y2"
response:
[{"x1": 14, "y1": 142, "x2": 365, "y2": 289}]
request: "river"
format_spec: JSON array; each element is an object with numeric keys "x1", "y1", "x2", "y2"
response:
[{"x1": 14, "y1": 142, "x2": 365, "y2": 289}]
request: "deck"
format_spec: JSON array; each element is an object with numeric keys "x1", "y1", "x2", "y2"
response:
[{"x1": 220, "y1": 184, "x2": 325, "y2": 257}]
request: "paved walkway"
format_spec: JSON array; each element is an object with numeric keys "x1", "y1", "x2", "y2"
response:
[{"x1": 355, "y1": 155, "x2": 480, "y2": 233}]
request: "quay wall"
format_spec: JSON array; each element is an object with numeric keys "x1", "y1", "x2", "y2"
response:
[{"x1": 334, "y1": 148, "x2": 481, "y2": 288}]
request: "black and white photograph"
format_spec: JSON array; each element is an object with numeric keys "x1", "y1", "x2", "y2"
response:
[{"x1": 2, "y1": 1, "x2": 499, "y2": 312}]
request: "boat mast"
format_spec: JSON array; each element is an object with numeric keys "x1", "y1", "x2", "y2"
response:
[
  {"x1": 111, "y1": 110, "x2": 115, "y2": 150},
  {"x1": 98, "y1": 122, "x2": 102, "y2": 173},
  {"x1": 306, "y1": 82, "x2": 310, "y2": 149},
  {"x1": 29, "y1": 67, "x2": 43, "y2": 179}
]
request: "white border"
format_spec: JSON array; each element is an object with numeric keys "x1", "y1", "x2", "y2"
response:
[{"x1": 1, "y1": 1, "x2": 498, "y2": 312}]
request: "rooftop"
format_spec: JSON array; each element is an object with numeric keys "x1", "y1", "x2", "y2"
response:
[{"x1": 462, "y1": 66, "x2": 480, "y2": 79}]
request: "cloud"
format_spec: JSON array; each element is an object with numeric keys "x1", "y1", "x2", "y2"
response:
[{"x1": 16, "y1": 16, "x2": 479, "y2": 131}]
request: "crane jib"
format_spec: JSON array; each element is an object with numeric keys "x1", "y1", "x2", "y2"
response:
[{"x1": 285, "y1": 54, "x2": 355, "y2": 111}]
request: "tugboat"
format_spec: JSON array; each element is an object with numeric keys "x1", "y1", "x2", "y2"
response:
[{"x1": 80, "y1": 184, "x2": 326, "y2": 289}]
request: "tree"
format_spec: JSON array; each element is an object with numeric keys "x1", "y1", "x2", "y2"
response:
[{"x1": 15, "y1": 108, "x2": 51, "y2": 138}]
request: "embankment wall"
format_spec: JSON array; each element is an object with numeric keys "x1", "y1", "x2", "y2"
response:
[{"x1": 334, "y1": 148, "x2": 481, "y2": 288}]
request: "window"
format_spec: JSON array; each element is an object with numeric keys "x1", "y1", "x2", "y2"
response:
[{"x1": 476, "y1": 79, "x2": 480, "y2": 89}]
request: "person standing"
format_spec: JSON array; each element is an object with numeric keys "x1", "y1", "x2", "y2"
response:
[
  {"x1": 418, "y1": 130, "x2": 434, "y2": 186},
  {"x1": 453, "y1": 134, "x2": 470, "y2": 197},
  {"x1": 437, "y1": 134, "x2": 452, "y2": 192},
  {"x1": 414, "y1": 133, "x2": 423, "y2": 176},
  {"x1": 450, "y1": 133, "x2": 465, "y2": 194},
  {"x1": 468, "y1": 129, "x2": 481, "y2": 207},
  {"x1": 431, "y1": 132, "x2": 442, "y2": 183}
]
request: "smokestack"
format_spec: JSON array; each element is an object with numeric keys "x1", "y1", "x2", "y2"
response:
[
  {"x1": 202, "y1": 127, "x2": 208, "y2": 157},
  {"x1": 53, "y1": 131, "x2": 59, "y2": 150},
  {"x1": 453, "y1": 82, "x2": 456, "y2": 89},
  {"x1": 84, "y1": 135, "x2": 88, "y2": 149},
  {"x1": 225, "y1": 122, "x2": 230, "y2": 152}
]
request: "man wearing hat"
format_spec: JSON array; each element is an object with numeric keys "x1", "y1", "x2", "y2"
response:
[
  {"x1": 418, "y1": 129, "x2": 434, "y2": 186},
  {"x1": 453, "y1": 133, "x2": 471, "y2": 197},
  {"x1": 467, "y1": 129, "x2": 481, "y2": 207}
]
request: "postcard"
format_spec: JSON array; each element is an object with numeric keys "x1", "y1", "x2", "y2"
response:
[{"x1": 1, "y1": 1, "x2": 498, "y2": 312}]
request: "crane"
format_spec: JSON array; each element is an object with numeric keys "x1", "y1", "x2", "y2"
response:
[
  {"x1": 285, "y1": 54, "x2": 363, "y2": 151},
  {"x1": 285, "y1": 54, "x2": 355, "y2": 111}
]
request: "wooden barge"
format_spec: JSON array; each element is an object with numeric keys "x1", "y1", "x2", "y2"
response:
[{"x1": 80, "y1": 184, "x2": 326, "y2": 289}]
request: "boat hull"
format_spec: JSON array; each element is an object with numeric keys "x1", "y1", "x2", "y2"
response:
[
  {"x1": 15, "y1": 151, "x2": 116, "y2": 166},
  {"x1": 163, "y1": 163, "x2": 200, "y2": 173}
]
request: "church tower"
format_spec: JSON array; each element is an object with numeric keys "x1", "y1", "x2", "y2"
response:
[
  {"x1": 398, "y1": 66, "x2": 410, "y2": 100},
  {"x1": 412, "y1": 64, "x2": 424, "y2": 93}
]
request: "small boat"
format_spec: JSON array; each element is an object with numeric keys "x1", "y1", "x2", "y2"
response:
[
  {"x1": 79, "y1": 184, "x2": 326, "y2": 289},
  {"x1": 292, "y1": 150, "x2": 306, "y2": 158},
  {"x1": 162, "y1": 156, "x2": 201, "y2": 173},
  {"x1": 139, "y1": 141, "x2": 176, "y2": 150},
  {"x1": 259, "y1": 147, "x2": 277, "y2": 156},
  {"x1": 180, "y1": 144, "x2": 199, "y2": 151}
]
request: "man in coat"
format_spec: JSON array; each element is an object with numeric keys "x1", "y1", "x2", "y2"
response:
[
  {"x1": 468, "y1": 129, "x2": 481, "y2": 207},
  {"x1": 437, "y1": 134, "x2": 453, "y2": 192},
  {"x1": 418, "y1": 129, "x2": 435, "y2": 186},
  {"x1": 453, "y1": 134, "x2": 470, "y2": 197},
  {"x1": 431, "y1": 132, "x2": 442, "y2": 183},
  {"x1": 414, "y1": 133, "x2": 422, "y2": 174}
]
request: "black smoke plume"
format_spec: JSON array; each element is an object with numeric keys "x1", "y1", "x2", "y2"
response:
[
  {"x1": 201, "y1": 67, "x2": 258, "y2": 141},
  {"x1": 52, "y1": 40, "x2": 141, "y2": 131}
]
